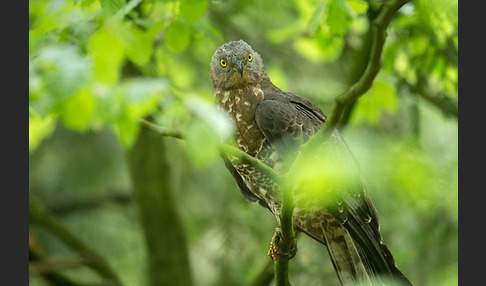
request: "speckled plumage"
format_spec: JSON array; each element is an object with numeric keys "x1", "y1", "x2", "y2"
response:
[{"x1": 210, "y1": 40, "x2": 411, "y2": 286}]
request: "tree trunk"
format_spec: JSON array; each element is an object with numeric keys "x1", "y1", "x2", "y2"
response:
[{"x1": 126, "y1": 123, "x2": 192, "y2": 286}]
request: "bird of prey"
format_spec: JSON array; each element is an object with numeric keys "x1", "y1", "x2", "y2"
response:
[{"x1": 209, "y1": 40, "x2": 411, "y2": 285}]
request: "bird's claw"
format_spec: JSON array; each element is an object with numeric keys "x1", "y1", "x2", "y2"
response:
[{"x1": 267, "y1": 227, "x2": 298, "y2": 261}]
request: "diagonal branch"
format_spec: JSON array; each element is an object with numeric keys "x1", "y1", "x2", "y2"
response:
[
  {"x1": 29, "y1": 198, "x2": 123, "y2": 285},
  {"x1": 29, "y1": 246, "x2": 82, "y2": 286},
  {"x1": 139, "y1": 118, "x2": 184, "y2": 139},
  {"x1": 400, "y1": 74, "x2": 458, "y2": 118},
  {"x1": 140, "y1": 118, "x2": 280, "y2": 181},
  {"x1": 306, "y1": 0, "x2": 409, "y2": 147}
]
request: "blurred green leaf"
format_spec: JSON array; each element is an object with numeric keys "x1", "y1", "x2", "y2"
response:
[
  {"x1": 112, "y1": 78, "x2": 168, "y2": 148},
  {"x1": 59, "y1": 88, "x2": 95, "y2": 131},
  {"x1": 29, "y1": 110, "x2": 56, "y2": 153},
  {"x1": 327, "y1": 0, "x2": 353, "y2": 35},
  {"x1": 180, "y1": 0, "x2": 208, "y2": 24},
  {"x1": 37, "y1": 46, "x2": 91, "y2": 100},
  {"x1": 184, "y1": 96, "x2": 234, "y2": 167},
  {"x1": 294, "y1": 36, "x2": 343, "y2": 63},
  {"x1": 99, "y1": 0, "x2": 125, "y2": 14},
  {"x1": 185, "y1": 96, "x2": 234, "y2": 141},
  {"x1": 29, "y1": 45, "x2": 92, "y2": 117},
  {"x1": 116, "y1": 23, "x2": 153, "y2": 66},
  {"x1": 347, "y1": 0, "x2": 368, "y2": 15},
  {"x1": 184, "y1": 119, "x2": 221, "y2": 168},
  {"x1": 114, "y1": 112, "x2": 141, "y2": 149},
  {"x1": 89, "y1": 24, "x2": 125, "y2": 85},
  {"x1": 351, "y1": 78, "x2": 398, "y2": 124},
  {"x1": 165, "y1": 18, "x2": 191, "y2": 53}
]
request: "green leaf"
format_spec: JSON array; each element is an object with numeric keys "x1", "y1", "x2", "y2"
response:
[
  {"x1": 294, "y1": 35, "x2": 343, "y2": 63},
  {"x1": 113, "y1": 78, "x2": 168, "y2": 148},
  {"x1": 180, "y1": 0, "x2": 208, "y2": 24},
  {"x1": 99, "y1": 0, "x2": 125, "y2": 14},
  {"x1": 351, "y1": 78, "x2": 398, "y2": 124},
  {"x1": 114, "y1": 112, "x2": 141, "y2": 149},
  {"x1": 165, "y1": 19, "x2": 191, "y2": 53},
  {"x1": 185, "y1": 96, "x2": 234, "y2": 141},
  {"x1": 36, "y1": 46, "x2": 91, "y2": 100},
  {"x1": 30, "y1": 45, "x2": 91, "y2": 117},
  {"x1": 59, "y1": 88, "x2": 95, "y2": 131},
  {"x1": 184, "y1": 96, "x2": 234, "y2": 168},
  {"x1": 185, "y1": 119, "x2": 221, "y2": 167},
  {"x1": 89, "y1": 26, "x2": 125, "y2": 85},
  {"x1": 116, "y1": 24, "x2": 153, "y2": 66},
  {"x1": 29, "y1": 109, "x2": 56, "y2": 153},
  {"x1": 347, "y1": 0, "x2": 368, "y2": 15},
  {"x1": 327, "y1": 0, "x2": 354, "y2": 35}
]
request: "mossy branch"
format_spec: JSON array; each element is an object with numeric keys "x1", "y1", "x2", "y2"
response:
[{"x1": 273, "y1": 181, "x2": 295, "y2": 286}]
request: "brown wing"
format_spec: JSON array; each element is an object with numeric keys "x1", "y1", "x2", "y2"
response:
[
  {"x1": 254, "y1": 93, "x2": 325, "y2": 155},
  {"x1": 254, "y1": 92, "x2": 411, "y2": 285}
]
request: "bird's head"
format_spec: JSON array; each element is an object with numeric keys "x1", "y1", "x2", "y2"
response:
[{"x1": 210, "y1": 40, "x2": 265, "y2": 89}]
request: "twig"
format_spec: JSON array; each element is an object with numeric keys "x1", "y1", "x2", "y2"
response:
[
  {"x1": 218, "y1": 144, "x2": 280, "y2": 181},
  {"x1": 400, "y1": 74, "x2": 458, "y2": 118},
  {"x1": 29, "y1": 198, "x2": 123, "y2": 285},
  {"x1": 29, "y1": 247, "x2": 82, "y2": 286},
  {"x1": 30, "y1": 253, "x2": 88, "y2": 275},
  {"x1": 139, "y1": 118, "x2": 280, "y2": 181},
  {"x1": 139, "y1": 118, "x2": 184, "y2": 139},
  {"x1": 48, "y1": 191, "x2": 132, "y2": 216}
]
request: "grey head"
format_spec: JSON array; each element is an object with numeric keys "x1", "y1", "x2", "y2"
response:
[{"x1": 210, "y1": 40, "x2": 267, "y2": 90}]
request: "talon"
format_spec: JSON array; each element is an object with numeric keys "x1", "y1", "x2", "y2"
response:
[
  {"x1": 268, "y1": 228, "x2": 281, "y2": 261},
  {"x1": 267, "y1": 227, "x2": 298, "y2": 261}
]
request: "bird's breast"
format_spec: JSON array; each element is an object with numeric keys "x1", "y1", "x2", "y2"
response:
[{"x1": 216, "y1": 86, "x2": 266, "y2": 157}]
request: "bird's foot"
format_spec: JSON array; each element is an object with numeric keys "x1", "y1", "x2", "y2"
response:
[{"x1": 267, "y1": 227, "x2": 298, "y2": 261}]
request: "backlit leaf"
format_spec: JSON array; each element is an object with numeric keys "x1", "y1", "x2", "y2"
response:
[
  {"x1": 180, "y1": 0, "x2": 208, "y2": 24},
  {"x1": 351, "y1": 78, "x2": 398, "y2": 124},
  {"x1": 327, "y1": 0, "x2": 353, "y2": 35},
  {"x1": 29, "y1": 109, "x2": 56, "y2": 153},
  {"x1": 59, "y1": 88, "x2": 95, "y2": 131},
  {"x1": 89, "y1": 26, "x2": 125, "y2": 85},
  {"x1": 165, "y1": 18, "x2": 191, "y2": 53},
  {"x1": 99, "y1": 0, "x2": 125, "y2": 14}
]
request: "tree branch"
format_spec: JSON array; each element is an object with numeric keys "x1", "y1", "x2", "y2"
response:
[
  {"x1": 140, "y1": 118, "x2": 280, "y2": 181},
  {"x1": 29, "y1": 198, "x2": 123, "y2": 285},
  {"x1": 273, "y1": 181, "x2": 295, "y2": 286},
  {"x1": 400, "y1": 74, "x2": 458, "y2": 118},
  {"x1": 306, "y1": 0, "x2": 409, "y2": 147},
  {"x1": 139, "y1": 118, "x2": 184, "y2": 139},
  {"x1": 127, "y1": 123, "x2": 193, "y2": 286},
  {"x1": 30, "y1": 252, "x2": 87, "y2": 276},
  {"x1": 29, "y1": 247, "x2": 83, "y2": 286},
  {"x1": 218, "y1": 144, "x2": 280, "y2": 182},
  {"x1": 48, "y1": 191, "x2": 132, "y2": 216}
]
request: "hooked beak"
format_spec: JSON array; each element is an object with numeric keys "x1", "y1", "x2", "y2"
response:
[{"x1": 236, "y1": 60, "x2": 243, "y2": 77}]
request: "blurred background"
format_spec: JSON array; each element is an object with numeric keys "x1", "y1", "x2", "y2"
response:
[{"x1": 29, "y1": 0, "x2": 458, "y2": 285}]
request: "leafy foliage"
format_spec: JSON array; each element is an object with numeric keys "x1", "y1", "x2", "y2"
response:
[{"x1": 29, "y1": 0, "x2": 457, "y2": 285}]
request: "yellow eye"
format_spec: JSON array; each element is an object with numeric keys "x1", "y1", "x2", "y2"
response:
[
  {"x1": 220, "y1": 59, "x2": 227, "y2": 67},
  {"x1": 248, "y1": 53, "x2": 253, "y2": 62}
]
